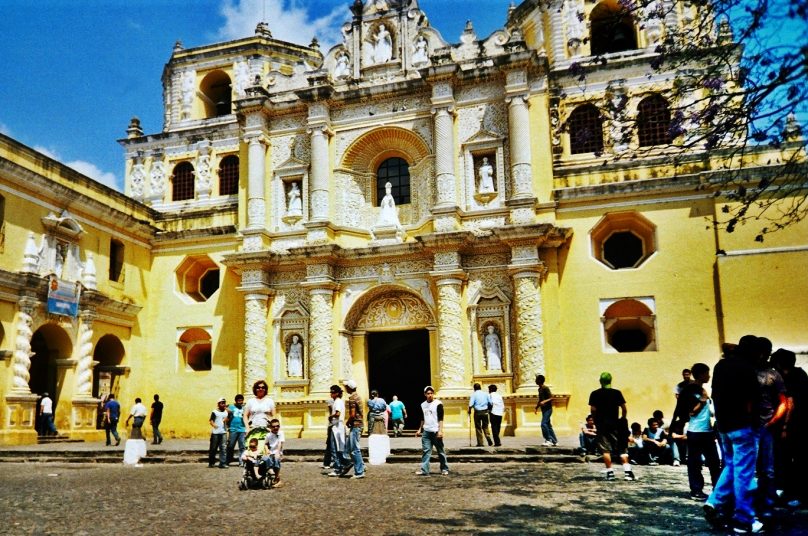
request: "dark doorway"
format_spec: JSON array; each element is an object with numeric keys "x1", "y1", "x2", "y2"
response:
[{"x1": 367, "y1": 329, "x2": 430, "y2": 431}]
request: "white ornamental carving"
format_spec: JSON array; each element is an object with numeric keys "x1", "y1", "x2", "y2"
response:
[
  {"x1": 308, "y1": 289, "x2": 334, "y2": 393},
  {"x1": 436, "y1": 282, "x2": 465, "y2": 388},
  {"x1": 244, "y1": 295, "x2": 268, "y2": 394},
  {"x1": 356, "y1": 293, "x2": 434, "y2": 330},
  {"x1": 11, "y1": 304, "x2": 33, "y2": 392},
  {"x1": 75, "y1": 315, "x2": 94, "y2": 397},
  {"x1": 513, "y1": 274, "x2": 544, "y2": 387},
  {"x1": 130, "y1": 161, "x2": 146, "y2": 200},
  {"x1": 149, "y1": 159, "x2": 167, "y2": 201}
]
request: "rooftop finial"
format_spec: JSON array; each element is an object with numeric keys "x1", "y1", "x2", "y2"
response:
[
  {"x1": 173, "y1": 40, "x2": 184, "y2": 53},
  {"x1": 255, "y1": 21, "x2": 272, "y2": 38}
]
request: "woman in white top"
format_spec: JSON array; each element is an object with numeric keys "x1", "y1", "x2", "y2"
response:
[{"x1": 244, "y1": 380, "x2": 275, "y2": 444}]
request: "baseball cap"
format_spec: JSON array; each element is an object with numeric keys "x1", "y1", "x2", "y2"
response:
[
  {"x1": 217, "y1": 397, "x2": 226, "y2": 403},
  {"x1": 423, "y1": 385, "x2": 434, "y2": 394},
  {"x1": 343, "y1": 379, "x2": 357, "y2": 390}
]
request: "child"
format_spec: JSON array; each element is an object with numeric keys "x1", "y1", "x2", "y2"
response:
[
  {"x1": 208, "y1": 397, "x2": 229, "y2": 468},
  {"x1": 262, "y1": 418, "x2": 285, "y2": 487},
  {"x1": 241, "y1": 437, "x2": 268, "y2": 480},
  {"x1": 627, "y1": 422, "x2": 647, "y2": 465}
]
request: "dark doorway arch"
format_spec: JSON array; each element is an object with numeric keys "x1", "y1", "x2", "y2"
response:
[
  {"x1": 29, "y1": 324, "x2": 73, "y2": 433},
  {"x1": 367, "y1": 329, "x2": 430, "y2": 431}
]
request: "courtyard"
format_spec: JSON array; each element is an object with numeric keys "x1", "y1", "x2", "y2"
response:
[{"x1": 3, "y1": 459, "x2": 807, "y2": 535}]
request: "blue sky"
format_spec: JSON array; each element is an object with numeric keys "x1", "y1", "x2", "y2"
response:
[{"x1": 0, "y1": 0, "x2": 515, "y2": 190}]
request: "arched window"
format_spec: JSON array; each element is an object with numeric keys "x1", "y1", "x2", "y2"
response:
[
  {"x1": 568, "y1": 104, "x2": 604, "y2": 154},
  {"x1": 172, "y1": 162, "x2": 195, "y2": 201},
  {"x1": 590, "y1": 1, "x2": 637, "y2": 55},
  {"x1": 200, "y1": 70, "x2": 232, "y2": 118},
  {"x1": 602, "y1": 298, "x2": 657, "y2": 352},
  {"x1": 218, "y1": 155, "x2": 239, "y2": 195},
  {"x1": 638, "y1": 95, "x2": 672, "y2": 147},
  {"x1": 376, "y1": 157, "x2": 410, "y2": 206}
]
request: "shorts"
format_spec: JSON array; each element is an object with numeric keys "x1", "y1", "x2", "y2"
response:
[
  {"x1": 596, "y1": 430, "x2": 627, "y2": 455},
  {"x1": 262, "y1": 455, "x2": 281, "y2": 471}
]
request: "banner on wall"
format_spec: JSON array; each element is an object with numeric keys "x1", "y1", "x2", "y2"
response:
[{"x1": 47, "y1": 276, "x2": 81, "y2": 317}]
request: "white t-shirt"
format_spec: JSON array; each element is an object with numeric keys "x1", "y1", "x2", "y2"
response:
[
  {"x1": 40, "y1": 397, "x2": 53, "y2": 414},
  {"x1": 421, "y1": 399, "x2": 443, "y2": 433},
  {"x1": 245, "y1": 396, "x2": 275, "y2": 428},
  {"x1": 489, "y1": 392, "x2": 504, "y2": 416},
  {"x1": 330, "y1": 398, "x2": 345, "y2": 427},
  {"x1": 266, "y1": 430, "x2": 285, "y2": 456},
  {"x1": 130, "y1": 402, "x2": 148, "y2": 417},
  {"x1": 210, "y1": 409, "x2": 228, "y2": 434}
]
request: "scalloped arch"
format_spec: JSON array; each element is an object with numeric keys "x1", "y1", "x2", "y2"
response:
[
  {"x1": 344, "y1": 284, "x2": 435, "y2": 331},
  {"x1": 340, "y1": 127, "x2": 431, "y2": 172}
]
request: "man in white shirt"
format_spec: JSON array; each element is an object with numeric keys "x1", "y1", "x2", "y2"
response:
[
  {"x1": 488, "y1": 384, "x2": 504, "y2": 447},
  {"x1": 39, "y1": 392, "x2": 57, "y2": 436},
  {"x1": 416, "y1": 386, "x2": 449, "y2": 476},
  {"x1": 126, "y1": 397, "x2": 148, "y2": 440}
]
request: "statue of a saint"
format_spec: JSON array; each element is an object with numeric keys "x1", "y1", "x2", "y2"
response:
[
  {"x1": 334, "y1": 53, "x2": 350, "y2": 79},
  {"x1": 287, "y1": 334, "x2": 303, "y2": 377},
  {"x1": 286, "y1": 182, "x2": 302, "y2": 216},
  {"x1": 412, "y1": 35, "x2": 429, "y2": 66},
  {"x1": 373, "y1": 24, "x2": 393, "y2": 64},
  {"x1": 484, "y1": 325, "x2": 502, "y2": 371},
  {"x1": 478, "y1": 157, "x2": 495, "y2": 193},
  {"x1": 377, "y1": 181, "x2": 401, "y2": 228}
]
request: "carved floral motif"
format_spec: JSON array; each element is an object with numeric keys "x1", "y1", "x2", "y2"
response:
[
  {"x1": 244, "y1": 295, "x2": 269, "y2": 393},
  {"x1": 436, "y1": 281, "x2": 465, "y2": 388},
  {"x1": 11, "y1": 304, "x2": 33, "y2": 392},
  {"x1": 513, "y1": 274, "x2": 544, "y2": 387},
  {"x1": 355, "y1": 292, "x2": 434, "y2": 329},
  {"x1": 75, "y1": 314, "x2": 95, "y2": 397}
]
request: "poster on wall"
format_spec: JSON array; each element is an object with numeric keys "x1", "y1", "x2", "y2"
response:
[{"x1": 47, "y1": 276, "x2": 80, "y2": 317}]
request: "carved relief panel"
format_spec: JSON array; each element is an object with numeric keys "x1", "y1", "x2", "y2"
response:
[
  {"x1": 272, "y1": 302, "x2": 310, "y2": 395},
  {"x1": 468, "y1": 284, "x2": 512, "y2": 376}
]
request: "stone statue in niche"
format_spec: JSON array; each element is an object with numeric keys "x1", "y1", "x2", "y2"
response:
[
  {"x1": 333, "y1": 52, "x2": 350, "y2": 79},
  {"x1": 565, "y1": 0, "x2": 585, "y2": 56},
  {"x1": 286, "y1": 334, "x2": 304, "y2": 378},
  {"x1": 372, "y1": 24, "x2": 393, "y2": 64},
  {"x1": 377, "y1": 181, "x2": 402, "y2": 228},
  {"x1": 484, "y1": 325, "x2": 503, "y2": 371},
  {"x1": 477, "y1": 157, "x2": 495, "y2": 193},
  {"x1": 412, "y1": 35, "x2": 429, "y2": 66},
  {"x1": 286, "y1": 182, "x2": 302, "y2": 216}
]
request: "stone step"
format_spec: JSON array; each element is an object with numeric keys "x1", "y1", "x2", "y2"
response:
[{"x1": 37, "y1": 435, "x2": 84, "y2": 444}]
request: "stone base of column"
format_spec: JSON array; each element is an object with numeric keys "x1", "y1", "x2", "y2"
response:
[
  {"x1": 71, "y1": 398, "x2": 101, "y2": 432},
  {"x1": 370, "y1": 224, "x2": 405, "y2": 244},
  {"x1": 304, "y1": 221, "x2": 335, "y2": 245},
  {"x1": 506, "y1": 196, "x2": 537, "y2": 225},
  {"x1": 242, "y1": 228, "x2": 271, "y2": 252},
  {"x1": 2, "y1": 393, "x2": 39, "y2": 445},
  {"x1": 431, "y1": 205, "x2": 461, "y2": 232}
]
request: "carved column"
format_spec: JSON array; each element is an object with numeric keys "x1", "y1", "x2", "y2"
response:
[
  {"x1": 308, "y1": 126, "x2": 331, "y2": 222},
  {"x1": 10, "y1": 298, "x2": 35, "y2": 394},
  {"x1": 507, "y1": 93, "x2": 533, "y2": 199},
  {"x1": 74, "y1": 310, "x2": 95, "y2": 399},
  {"x1": 431, "y1": 251, "x2": 467, "y2": 393},
  {"x1": 509, "y1": 246, "x2": 546, "y2": 391},
  {"x1": 307, "y1": 285, "x2": 336, "y2": 395},
  {"x1": 245, "y1": 132, "x2": 267, "y2": 230},
  {"x1": 432, "y1": 106, "x2": 456, "y2": 208},
  {"x1": 239, "y1": 269, "x2": 271, "y2": 394}
]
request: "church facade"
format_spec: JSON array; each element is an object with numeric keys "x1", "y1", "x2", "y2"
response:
[{"x1": 1, "y1": 0, "x2": 806, "y2": 443}]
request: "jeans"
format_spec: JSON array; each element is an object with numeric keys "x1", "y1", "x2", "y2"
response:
[
  {"x1": 151, "y1": 421, "x2": 163, "y2": 444},
  {"x1": 105, "y1": 419, "x2": 120, "y2": 445},
  {"x1": 323, "y1": 425, "x2": 333, "y2": 467},
  {"x1": 209, "y1": 433, "x2": 227, "y2": 467},
  {"x1": 40, "y1": 413, "x2": 57, "y2": 436},
  {"x1": 420, "y1": 430, "x2": 449, "y2": 474},
  {"x1": 344, "y1": 426, "x2": 365, "y2": 476},
  {"x1": 756, "y1": 426, "x2": 777, "y2": 514},
  {"x1": 490, "y1": 413, "x2": 503, "y2": 446},
  {"x1": 687, "y1": 431, "x2": 721, "y2": 493},
  {"x1": 473, "y1": 410, "x2": 493, "y2": 446},
  {"x1": 541, "y1": 407, "x2": 557, "y2": 444},
  {"x1": 579, "y1": 433, "x2": 597, "y2": 454},
  {"x1": 227, "y1": 431, "x2": 246, "y2": 465},
  {"x1": 707, "y1": 427, "x2": 758, "y2": 526}
]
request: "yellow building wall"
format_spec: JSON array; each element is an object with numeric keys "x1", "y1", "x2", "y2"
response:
[{"x1": 554, "y1": 199, "x2": 722, "y2": 430}]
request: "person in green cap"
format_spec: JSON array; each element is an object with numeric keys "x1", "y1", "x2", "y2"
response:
[{"x1": 588, "y1": 372, "x2": 636, "y2": 481}]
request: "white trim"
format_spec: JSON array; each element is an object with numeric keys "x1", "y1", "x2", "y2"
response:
[
  {"x1": 722, "y1": 245, "x2": 808, "y2": 257},
  {"x1": 557, "y1": 192, "x2": 714, "y2": 213}
]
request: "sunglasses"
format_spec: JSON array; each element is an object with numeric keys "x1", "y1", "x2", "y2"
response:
[{"x1": 256, "y1": 385, "x2": 267, "y2": 390}]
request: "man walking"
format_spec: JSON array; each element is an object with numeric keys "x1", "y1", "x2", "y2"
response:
[
  {"x1": 150, "y1": 394, "x2": 164, "y2": 445},
  {"x1": 103, "y1": 393, "x2": 121, "y2": 446},
  {"x1": 703, "y1": 336, "x2": 762, "y2": 534},
  {"x1": 38, "y1": 392, "x2": 58, "y2": 437},
  {"x1": 589, "y1": 372, "x2": 636, "y2": 482},
  {"x1": 488, "y1": 385, "x2": 504, "y2": 447},
  {"x1": 534, "y1": 374, "x2": 558, "y2": 446},
  {"x1": 468, "y1": 383, "x2": 493, "y2": 447},
  {"x1": 388, "y1": 395, "x2": 407, "y2": 437},
  {"x1": 416, "y1": 385, "x2": 449, "y2": 476},
  {"x1": 342, "y1": 379, "x2": 366, "y2": 479}
]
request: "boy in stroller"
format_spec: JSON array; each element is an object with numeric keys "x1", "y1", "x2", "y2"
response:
[{"x1": 239, "y1": 437, "x2": 272, "y2": 490}]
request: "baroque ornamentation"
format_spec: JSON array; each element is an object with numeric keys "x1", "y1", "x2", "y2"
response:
[
  {"x1": 74, "y1": 313, "x2": 95, "y2": 397},
  {"x1": 11, "y1": 303, "x2": 34, "y2": 392},
  {"x1": 244, "y1": 295, "x2": 269, "y2": 394},
  {"x1": 513, "y1": 274, "x2": 544, "y2": 387},
  {"x1": 436, "y1": 281, "x2": 465, "y2": 388},
  {"x1": 355, "y1": 292, "x2": 434, "y2": 330},
  {"x1": 308, "y1": 289, "x2": 334, "y2": 393}
]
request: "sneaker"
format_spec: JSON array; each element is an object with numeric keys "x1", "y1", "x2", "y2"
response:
[
  {"x1": 624, "y1": 471, "x2": 637, "y2": 481},
  {"x1": 732, "y1": 519, "x2": 764, "y2": 534},
  {"x1": 542, "y1": 441, "x2": 554, "y2": 446},
  {"x1": 415, "y1": 469, "x2": 429, "y2": 476},
  {"x1": 327, "y1": 471, "x2": 340, "y2": 477},
  {"x1": 605, "y1": 470, "x2": 615, "y2": 481},
  {"x1": 703, "y1": 504, "x2": 726, "y2": 529},
  {"x1": 673, "y1": 460, "x2": 681, "y2": 467},
  {"x1": 690, "y1": 491, "x2": 709, "y2": 501},
  {"x1": 648, "y1": 461, "x2": 659, "y2": 466},
  {"x1": 320, "y1": 465, "x2": 331, "y2": 470},
  {"x1": 441, "y1": 469, "x2": 449, "y2": 476},
  {"x1": 351, "y1": 473, "x2": 365, "y2": 479}
]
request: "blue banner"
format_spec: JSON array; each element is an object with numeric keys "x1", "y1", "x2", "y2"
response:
[{"x1": 47, "y1": 277, "x2": 80, "y2": 317}]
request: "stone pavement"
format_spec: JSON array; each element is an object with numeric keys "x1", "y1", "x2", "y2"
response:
[{"x1": 2, "y1": 459, "x2": 807, "y2": 536}]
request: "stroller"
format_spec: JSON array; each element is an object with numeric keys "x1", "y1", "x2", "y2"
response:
[{"x1": 238, "y1": 457, "x2": 275, "y2": 490}]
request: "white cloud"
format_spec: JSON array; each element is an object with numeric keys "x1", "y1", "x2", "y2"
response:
[
  {"x1": 0, "y1": 122, "x2": 11, "y2": 136},
  {"x1": 32, "y1": 145, "x2": 121, "y2": 191},
  {"x1": 218, "y1": 0, "x2": 348, "y2": 50}
]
